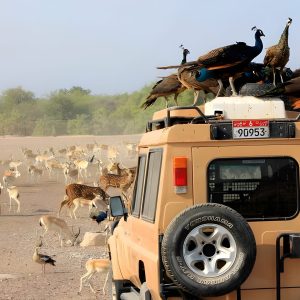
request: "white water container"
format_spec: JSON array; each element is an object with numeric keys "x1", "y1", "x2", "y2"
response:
[{"x1": 204, "y1": 96, "x2": 286, "y2": 119}]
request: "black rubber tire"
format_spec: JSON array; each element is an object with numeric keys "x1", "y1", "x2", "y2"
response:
[{"x1": 161, "y1": 203, "x2": 256, "y2": 297}]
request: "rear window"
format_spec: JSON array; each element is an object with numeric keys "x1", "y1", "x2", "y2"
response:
[{"x1": 208, "y1": 157, "x2": 299, "y2": 220}]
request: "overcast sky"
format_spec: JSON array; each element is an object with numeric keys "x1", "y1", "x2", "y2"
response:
[{"x1": 0, "y1": 0, "x2": 298, "y2": 97}]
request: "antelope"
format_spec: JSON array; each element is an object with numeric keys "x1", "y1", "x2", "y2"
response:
[
  {"x1": 33, "y1": 239, "x2": 56, "y2": 274},
  {"x1": 78, "y1": 258, "x2": 110, "y2": 295},
  {"x1": 7, "y1": 186, "x2": 20, "y2": 213},
  {"x1": 28, "y1": 165, "x2": 43, "y2": 181},
  {"x1": 63, "y1": 163, "x2": 79, "y2": 183},
  {"x1": 44, "y1": 160, "x2": 65, "y2": 177},
  {"x1": 35, "y1": 154, "x2": 54, "y2": 165},
  {"x1": 39, "y1": 215, "x2": 81, "y2": 247},
  {"x1": 71, "y1": 193, "x2": 106, "y2": 219},
  {"x1": 59, "y1": 183, "x2": 109, "y2": 217},
  {"x1": 3, "y1": 170, "x2": 21, "y2": 187},
  {"x1": 74, "y1": 155, "x2": 95, "y2": 178},
  {"x1": 9, "y1": 160, "x2": 23, "y2": 171}
]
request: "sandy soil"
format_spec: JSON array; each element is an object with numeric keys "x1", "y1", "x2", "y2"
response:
[{"x1": 0, "y1": 134, "x2": 141, "y2": 300}]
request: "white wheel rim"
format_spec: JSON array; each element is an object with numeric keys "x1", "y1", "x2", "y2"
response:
[{"x1": 183, "y1": 223, "x2": 237, "y2": 277}]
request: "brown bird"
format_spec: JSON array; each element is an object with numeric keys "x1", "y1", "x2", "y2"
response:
[
  {"x1": 256, "y1": 69, "x2": 300, "y2": 110},
  {"x1": 141, "y1": 47, "x2": 189, "y2": 109},
  {"x1": 264, "y1": 18, "x2": 292, "y2": 85}
]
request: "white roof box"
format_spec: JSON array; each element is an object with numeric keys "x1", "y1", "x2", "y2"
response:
[{"x1": 205, "y1": 96, "x2": 286, "y2": 119}]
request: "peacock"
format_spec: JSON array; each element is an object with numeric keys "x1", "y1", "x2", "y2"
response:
[
  {"x1": 177, "y1": 63, "x2": 220, "y2": 105},
  {"x1": 141, "y1": 47, "x2": 189, "y2": 109},
  {"x1": 264, "y1": 18, "x2": 292, "y2": 86},
  {"x1": 158, "y1": 27, "x2": 265, "y2": 97}
]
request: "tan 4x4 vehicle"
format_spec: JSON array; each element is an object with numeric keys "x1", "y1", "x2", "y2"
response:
[{"x1": 108, "y1": 96, "x2": 300, "y2": 300}]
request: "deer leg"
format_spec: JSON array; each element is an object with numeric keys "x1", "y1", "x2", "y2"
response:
[
  {"x1": 73, "y1": 206, "x2": 78, "y2": 220},
  {"x1": 9, "y1": 196, "x2": 12, "y2": 212},
  {"x1": 86, "y1": 272, "x2": 96, "y2": 293},
  {"x1": 79, "y1": 270, "x2": 93, "y2": 293},
  {"x1": 102, "y1": 271, "x2": 110, "y2": 295},
  {"x1": 14, "y1": 197, "x2": 20, "y2": 213}
]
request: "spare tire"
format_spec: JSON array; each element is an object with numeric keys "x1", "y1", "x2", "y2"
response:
[{"x1": 161, "y1": 203, "x2": 256, "y2": 297}]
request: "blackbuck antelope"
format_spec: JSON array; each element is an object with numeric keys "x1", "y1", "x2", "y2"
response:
[
  {"x1": 7, "y1": 186, "x2": 20, "y2": 213},
  {"x1": 59, "y1": 184, "x2": 109, "y2": 216},
  {"x1": 39, "y1": 215, "x2": 81, "y2": 246},
  {"x1": 32, "y1": 239, "x2": 56, "y2": 274},
  {"x1": 78, "y1": 258, "x2": 110, "y2": 295},
  {"x1": 28, "y1": 165, "x2": 43, "y2": 181}
]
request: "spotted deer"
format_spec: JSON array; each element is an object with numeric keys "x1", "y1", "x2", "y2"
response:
[
  {"x1": 99, "y1": 165, "x2": 136, "y2": 193},
  {"x1": 110, "y1": 162, "x2": 137, "y2": 177},
  {"x1": 58, "y1": 183, "x2": 109, "y2": 216}
]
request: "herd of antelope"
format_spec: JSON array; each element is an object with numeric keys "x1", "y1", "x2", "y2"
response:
[{"x1": 0, "y1": 140, "x2": 138, "y2": 295}]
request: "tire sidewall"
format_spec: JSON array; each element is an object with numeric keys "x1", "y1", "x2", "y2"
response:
[{"x1": 162, "y1": 204, "x2": 256, "y2": 297}]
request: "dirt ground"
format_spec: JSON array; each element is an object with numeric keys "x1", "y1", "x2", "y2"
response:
[{"x1": 0, "y1": 134, "x2": 141, "y2": 300}]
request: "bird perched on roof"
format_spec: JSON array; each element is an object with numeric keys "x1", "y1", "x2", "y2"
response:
[
  {"x1": 257, "y1": 72, "x2": 300, "y2": 105},
  {"x1": 32, "y1": 240, "x2": 56, "y2": 274},
  {"x1": 158, "y1": 27, "x2": 265, "y2": 97},
  {"x1": 141, "y1": 46, "x2": 190, "y2": 109},
  {"x1": 264, "y1": 18, "x2": 292, "y2": 86}
]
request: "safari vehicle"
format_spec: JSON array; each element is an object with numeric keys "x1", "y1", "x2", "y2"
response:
[{"x1": 108, "y1": 96, "x2": 300, "y2": 300}]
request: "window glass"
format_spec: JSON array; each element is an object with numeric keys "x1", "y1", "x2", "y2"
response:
[
  {"x1": 132, "y1": 156, "x2": 146, "y2": 216},
  {"x1": 141, "y1": 150, "x2": 162, "y2": 222},
  {"x1": 208, "y1": 157, "x2": 299, "y2": 220}
]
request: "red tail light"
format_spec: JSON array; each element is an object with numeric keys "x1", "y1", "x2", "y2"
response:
[{"x1": 173, "y1": 157, "x2": 187, "y2": 193}]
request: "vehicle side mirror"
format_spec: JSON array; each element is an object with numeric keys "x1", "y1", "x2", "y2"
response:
[{"x1": 109, "y1": 196, "x2": 127, "y2": 219}]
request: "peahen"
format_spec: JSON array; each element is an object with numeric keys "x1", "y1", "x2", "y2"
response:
[
  {"x1": 158, "y1": 27, "x2": 265, "y2": 96},
  {"x1": 141, "y1": 47, "x2": 189, "y2": 109},
  {"x1": 264, "y1": 18, "x2": 292, "y2": 85}
]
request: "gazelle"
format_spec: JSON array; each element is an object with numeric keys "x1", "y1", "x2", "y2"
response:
[
  {"x1": 78, "y1": 258, "x2": 110, "y2": 295},
  {"x1": 39, "y1": 215, "x2": 80, "y2": 247},
  {"x1": 9, "y1": 160, "x2": 23, "y2": 171},
  {"x1": 74, "y1": 155, "x2": 95, "y2": 178},
  {"x1": 28, "y1": 165, "x2": 43, "y2": 182},
  {"x1": 7, "y1": 186, "x2": 20, "y2": 213},
  {"x1": 71, "y1": 194, "x2": 104, "y2": 219},
  {"x1": 63, "y1": 163, "x2": 79, "y2": 184}
]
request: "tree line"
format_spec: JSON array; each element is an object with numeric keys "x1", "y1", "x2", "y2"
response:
[{"x1": 0, "y1": 85, "x2": 214, "y2": 136}]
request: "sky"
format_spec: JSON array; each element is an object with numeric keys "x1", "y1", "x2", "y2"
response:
[{"x1": 0, "y1": 0, "x2": 298, "y2": 97}]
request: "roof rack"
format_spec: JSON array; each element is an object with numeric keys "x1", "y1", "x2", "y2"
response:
[{"x1": 146, "y1": 104, "x2": 300, "y2": 139}]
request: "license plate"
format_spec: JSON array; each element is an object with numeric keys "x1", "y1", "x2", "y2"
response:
[{"x1": 232, "y1": 120, "x2": 269, "y2": 139}]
